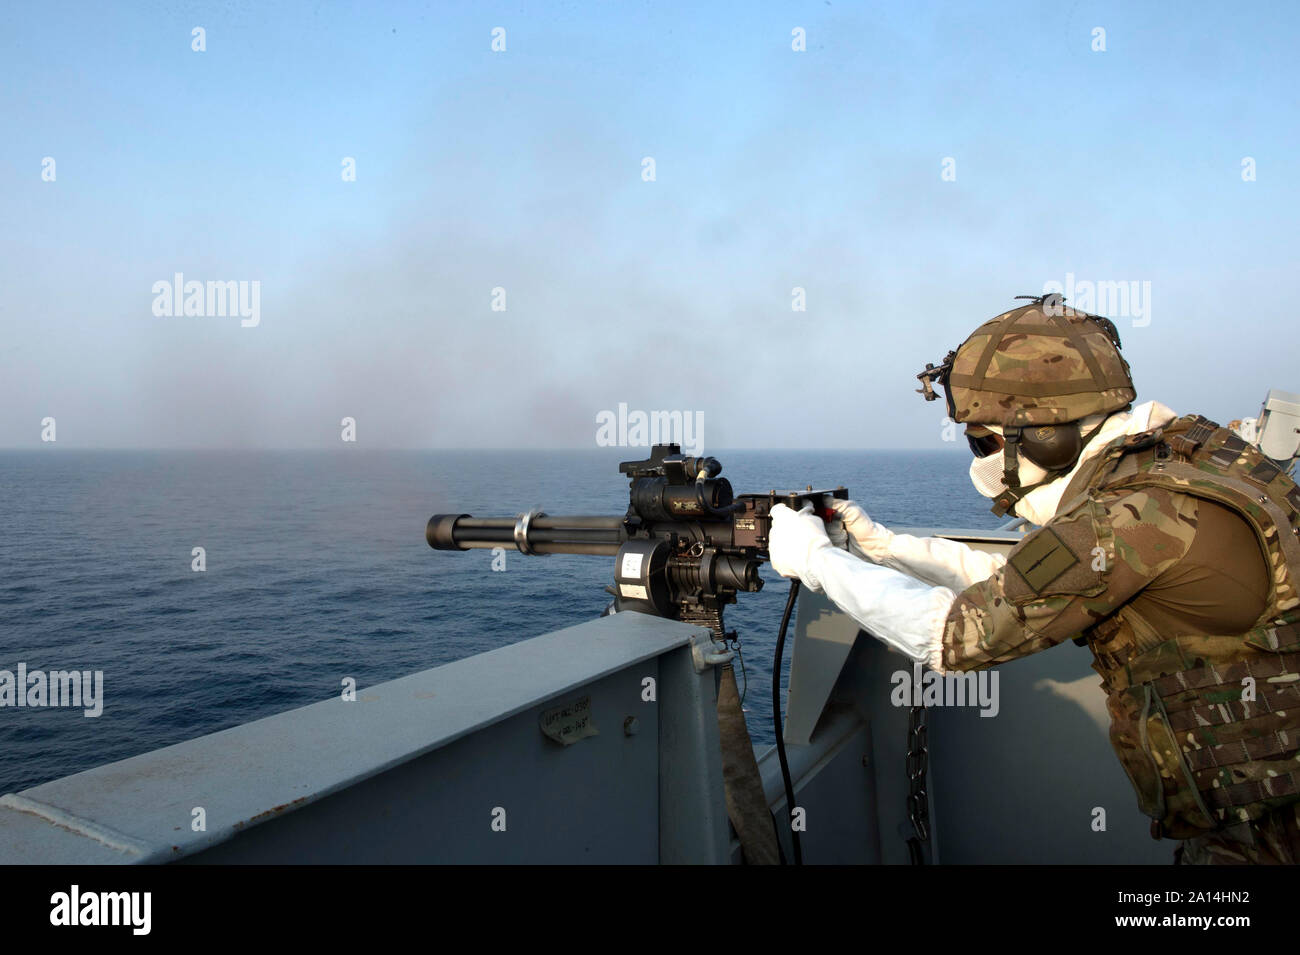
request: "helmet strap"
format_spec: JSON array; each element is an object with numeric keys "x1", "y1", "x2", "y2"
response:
[
  {"x1": 989, "y1": 418, "x2": 1109, "y2": 518},
  {"x1": 991, "y1": 476, "x2": 1055, "y2": 518},
  {"x1": 1001, "y1": 426, "x2": 1022, "y2": 489}
]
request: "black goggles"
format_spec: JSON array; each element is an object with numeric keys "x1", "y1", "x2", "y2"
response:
[{"x1": 966, "y1": 427, "x2": 1004, "y2": 458}]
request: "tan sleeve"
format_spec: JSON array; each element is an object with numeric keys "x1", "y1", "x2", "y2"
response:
[{"x1": 940, "y1": 489, "x2": 1197, "y2": 672}]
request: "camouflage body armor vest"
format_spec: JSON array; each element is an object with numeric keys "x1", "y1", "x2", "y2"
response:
[{"x1": 1075, "y1": 414, "x2": 1300, "y2": 839}]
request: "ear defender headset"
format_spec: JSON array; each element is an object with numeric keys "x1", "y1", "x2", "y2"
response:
[{"x1": 964, "y1": 422, "x2": 1083, "y2": 468}]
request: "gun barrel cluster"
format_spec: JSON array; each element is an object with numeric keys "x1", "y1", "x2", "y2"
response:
[{"x1": 426, "y1": 513, "x2": 627, "y2": 556}]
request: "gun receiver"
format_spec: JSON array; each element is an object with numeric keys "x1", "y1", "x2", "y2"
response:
[{"x1": 427, "y1": 444, "x2": 848, "y2": 639}]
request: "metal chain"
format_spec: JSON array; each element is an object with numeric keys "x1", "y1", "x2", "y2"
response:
[{"x1": 905, "y1": 702, "x2": 930, "y2": 864}]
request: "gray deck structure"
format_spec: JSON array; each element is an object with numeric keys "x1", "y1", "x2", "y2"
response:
[{"x1": 0, "y1": 528, "x2": 1171, "y2": 864}]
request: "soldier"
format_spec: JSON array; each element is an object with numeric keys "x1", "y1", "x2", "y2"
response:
[{"x1": 768, "y1": 294, "x2": 1300, "y2": 864}]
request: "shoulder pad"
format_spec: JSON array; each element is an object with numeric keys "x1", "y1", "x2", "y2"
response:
[{"x1": 1004, "y1": 500, "x2": 1109, "y2": 604}]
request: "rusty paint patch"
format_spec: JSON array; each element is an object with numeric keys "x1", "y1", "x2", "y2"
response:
[{"x1": 244, "y1": 795, "x2": 310, "y2": 826}]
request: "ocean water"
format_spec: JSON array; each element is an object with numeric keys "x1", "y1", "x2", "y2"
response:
[{"x1": 0, "y1": 449, "x2": 999, "y2": 795}]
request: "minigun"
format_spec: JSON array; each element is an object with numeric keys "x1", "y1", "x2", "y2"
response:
[
  {"x1": 426, "y1": 444, "x2": 848, "y2": 642},
  {"x1": 427, "y1": 443, "x2": 851, "y2": 864}
]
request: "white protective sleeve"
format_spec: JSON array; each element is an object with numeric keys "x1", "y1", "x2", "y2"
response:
[
  {"x1": 859, "y1": 529, "x2": 1007, "y2": 593},
  {"x1": 805, "y1": 544, "x2": 954, "y2": 672}
]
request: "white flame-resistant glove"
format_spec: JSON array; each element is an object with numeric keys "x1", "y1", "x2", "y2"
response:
[
  {"x1": 829, "y1": 498, "x2": 892, "y2": 560},
  {"x1": 829, "y1": 498, "x2": 1004, "y2": 593},
  {"x1": 768, "y1": 503, "x2": 953, "y2": 670},
  {"x1": 767, "y1": 502, "x2": 835, "y2": 588}
]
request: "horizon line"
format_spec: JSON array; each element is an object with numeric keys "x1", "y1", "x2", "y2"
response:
[{"x1": 0, "y1": 445, "x2": 971, "y2": 453}]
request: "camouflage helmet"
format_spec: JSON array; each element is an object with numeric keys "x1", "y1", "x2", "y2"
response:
[{"x1": 918, "y1": 294, "x2": 1136, "y2": 427}]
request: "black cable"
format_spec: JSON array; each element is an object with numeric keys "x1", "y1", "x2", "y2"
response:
[
  {"x1": 769, "y1": 810, "x2": 788, "y2": 866},
  {"x1": 773, "y1": 579, "x2": 803, "y2": 866}
]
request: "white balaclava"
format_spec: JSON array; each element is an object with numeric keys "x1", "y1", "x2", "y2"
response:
[{"x1": 968, "y1": 402, "x2": 1178, "y2": 525}]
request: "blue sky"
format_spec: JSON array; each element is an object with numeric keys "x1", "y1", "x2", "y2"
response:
[{"x1": 2, "y1": 1, "x2": 1297, "y2": 448}]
